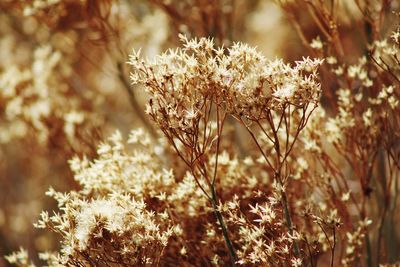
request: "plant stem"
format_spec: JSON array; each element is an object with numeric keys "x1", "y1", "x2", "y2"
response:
[
  {"x1": 281, "y1": 190, "x2": 300, "y2": 258},
  {"x1": 365, "y1": 233, "x2": 373, "y2": 267},
  {"x1": 211, "y1": 186, "x2": 237, "y2": 266}
]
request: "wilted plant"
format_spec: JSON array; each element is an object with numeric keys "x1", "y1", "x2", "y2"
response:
[
  {"x1": 2, "y1": 0, "x2": 400, "y2": 267},
  {"x1": 128, "y1": 34, "x2": 325, "y2": 265}
]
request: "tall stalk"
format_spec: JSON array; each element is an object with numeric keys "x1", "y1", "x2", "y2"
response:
[{"x1": 211, "y1": 186, "x2": 237, "y2": 266}]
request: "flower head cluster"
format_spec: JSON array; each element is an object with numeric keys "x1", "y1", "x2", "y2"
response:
[
  {"x1": 223, "y1": 192, "x2": 302, "y2": 266},
  {"x1": 0, "y1": 44, "x2": 98, "y2": 148},
  {"x1": 14, "y1": 129, "x2": 238, "y2": 266},
  {"x1": 129, "y1": 35, "x2": 322, "y2": 125},
  {"x1": 341, "y1": 219, "x2": 372, "y2": 267},
  {"x1": 4, "y1": 248, "x2": 32, "y2": 267},
  {"x1": 31, "y1": 130, "x2": 179, "y2": 266},
  {"x1": 36, "y1": 190, "x2": 173, "y2": 266}
]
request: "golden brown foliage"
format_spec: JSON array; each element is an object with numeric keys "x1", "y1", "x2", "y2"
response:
[{"x1": 1, "y1": 1, "x2": 400, "y2": 267}]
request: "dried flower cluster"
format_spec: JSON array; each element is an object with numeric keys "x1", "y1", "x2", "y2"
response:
[
  {"x1": 0, "y1": 44, "x2": 97, "y2": 147},
  {"x1": 1, "y1": 0, "x2": 400, "y2": 267}
]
